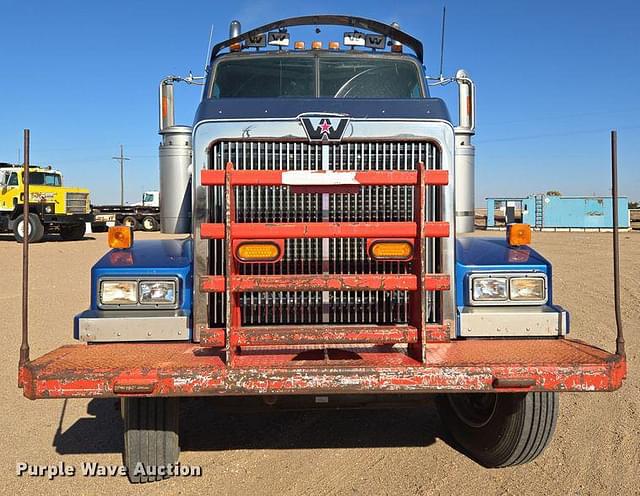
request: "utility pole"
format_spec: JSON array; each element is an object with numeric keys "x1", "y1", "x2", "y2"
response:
[{"x1": 112, "y1": 145, "x2": 130, "y2": 206}]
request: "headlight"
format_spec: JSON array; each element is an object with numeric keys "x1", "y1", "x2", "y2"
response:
[
  {"x1": 100, "y1": 281, "x2": 137, "y2": 305},
  {"x1": 139, "y1": 280, "x2": 176, "y2": 305},
  {"x1": 472, "y1": 277, "x2": 508, "y2": 302},
  {"x1": 510, "y1": 277, "x2": 546, "y2": 302}
]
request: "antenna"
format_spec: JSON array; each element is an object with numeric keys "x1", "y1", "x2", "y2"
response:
[
  {"x1": 204, "y1": 24, "x2": 214, "y2": 72},
  {"x1": 438, "y1": 6, "x2": 447, "y2": 80}
]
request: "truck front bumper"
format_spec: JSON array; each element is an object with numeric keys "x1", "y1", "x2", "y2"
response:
[
  {"x1": 19, "y1": 338, "x2": 626, "y2": 399},
  {"x1": 44, "y1": 213, "x2": 94, "y2": 224}
]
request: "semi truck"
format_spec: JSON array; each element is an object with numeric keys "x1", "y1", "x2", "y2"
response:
[
  {"x1": 0, "y1": 162, "x2": 91, "y2": 242},
  {"x1": 92, "y1": 191, "x2": 161, "y2": 232},
  {"x1": 18, "y1": 16, "x2": 626, "y2": 483}
]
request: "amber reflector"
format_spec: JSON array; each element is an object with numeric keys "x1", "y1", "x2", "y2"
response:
[
  {"x1": 370, "y1": 241, "x2": 413, "y2": 260},
  {"x1": 108, "y1": 226, "x2": 133, "y2": 249},
  {"x1": 237, "y1": 242, "x2": 281, "y2": 262},
  {"x1": 507, "y1": 223, "x2": 532, "y2": 246}
]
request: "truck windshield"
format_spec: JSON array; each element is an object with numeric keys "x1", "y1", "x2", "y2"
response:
[
  {"x1": 211, "y1": 56, "x2": 423, "y2": 98},
  {"x1": 27, "y1": 172, "x2": 61, "y2": 186}
]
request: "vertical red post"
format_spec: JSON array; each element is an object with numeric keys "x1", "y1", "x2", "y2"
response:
[
  {"x1": 408, "y1": 162, "x2": 426, "y2": 363},
  {"x1": 224, "y1": 161, "x2": 240, "y2": 366}
]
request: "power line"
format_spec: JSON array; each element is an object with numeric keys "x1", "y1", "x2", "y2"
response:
[{"x1": 111, "y1": 144, "x2": 130, "y2": 206}]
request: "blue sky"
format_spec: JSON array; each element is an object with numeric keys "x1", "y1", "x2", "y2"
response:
[{"x1": 1, "y1": 0, "x2": 638, "y2": 204}]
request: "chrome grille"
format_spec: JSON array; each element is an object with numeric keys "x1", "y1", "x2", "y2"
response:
[
  {"x1": 208, "y1": 140, "x2": 439, "y2": 327},
  {"x1": 66, "y1": 192, "x2": 87, "y2": 214}
]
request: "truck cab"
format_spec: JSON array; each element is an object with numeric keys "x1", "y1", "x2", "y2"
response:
[
  {"x1": 18, "y1": 16, "x2": 626, "y2": 484},
  {"x1": 0, "y1": 163, "x2": 91, "y2": 242}
]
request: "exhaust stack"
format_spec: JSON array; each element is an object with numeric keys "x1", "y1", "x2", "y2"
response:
[
  {"x1": 159, "y1": 78, "x2": 192, "y2": 234},
  {"x1": 454, "y1": 69, "x2": 476, "y2": 233}
]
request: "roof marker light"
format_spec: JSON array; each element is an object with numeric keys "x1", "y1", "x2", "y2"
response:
[
  {"x1": 311, "y1": 40, "x2": 322, "y2": 50},
  {"x1": 328, "y1": 41, "x2": 340, "y2": 50},
  {"x1": 294, "y1": 41, "x2": 305, "y2": 50}
]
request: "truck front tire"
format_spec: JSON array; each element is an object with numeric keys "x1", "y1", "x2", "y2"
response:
[
  {"x1": 435, "y1": 391, "x2": 558, "y2": 467},
  {"x1": 123, "y1": 397, "x2": 180, "y2": 484},
  {"x1": 141, "y1": 216, "x2": 159, "y2": 231},
  {"x1": 122, "y1": 216, "x2": 138, "y2": 230},
  {"x1": 59, "y1": 223, "x2": 86, "y2": 241},
  {"x1": 12, "y1": 214, "x2": 45, "y2": 243}
]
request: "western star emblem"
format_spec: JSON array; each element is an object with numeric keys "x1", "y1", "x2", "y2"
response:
[{"x1": 299, "y1": 115, "x2": 350, "y2": 142}]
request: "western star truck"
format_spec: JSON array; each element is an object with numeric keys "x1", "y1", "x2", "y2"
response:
[
  {"x1": 0, "y1": 162, "x2": 91, "y2": 242},
  {"x1": 18, "y1": 16, "x2": 626, "y2": 484},
  {"x1": 92, "y1": 191, "x2": 161, "y2": 232}
]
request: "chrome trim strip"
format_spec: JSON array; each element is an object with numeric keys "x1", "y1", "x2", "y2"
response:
[
  {"x1": 458, "y1": 305, "x2": 567, "y2": 337},
  {"x1": 78, "y1": 313, "x2": 189, "y2": 342}
]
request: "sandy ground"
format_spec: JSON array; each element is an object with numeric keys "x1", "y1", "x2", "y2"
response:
[{"x1": 0, "y1": 230, "x2": 638, "y2": 495}]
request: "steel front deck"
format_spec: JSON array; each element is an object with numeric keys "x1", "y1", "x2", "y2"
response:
[{"x1": 20, "y1": 338, "x2": 626, "y2": 399}]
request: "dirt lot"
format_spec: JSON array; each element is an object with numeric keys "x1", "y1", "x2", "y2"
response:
[{"x1": 1, "y1": 230, "x2": 638, "y2": 495}]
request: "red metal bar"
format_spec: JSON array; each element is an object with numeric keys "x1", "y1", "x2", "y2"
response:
[
  {"x1": 424, "y1": 275, "x2": 450, "y2": 291},
  {"x1": 199, "y1": 328, "x2": 225, "y2": 347},
  {"x1": 229, "y1": 274, "x2": 418, "y2": 292},
  {"x1": 200, "y1": 276, "x2": 225, "y2": 293},
  {"x1": 425, "y1": 324, "x2": 450, "y2": 343},
  {"x1": 201, "y1": 169, "x2": 449, "y2": 187},
  {"x1": 199, "y1": 274, "x2": 449, "y2": 293},
  {"x1": 200, "y1": 223, "x2": 225, "y2": 239},
  {"x1": 224, "y1": 162, "x2": 240, "y2": 366},
  {"x1": 231, "y1": 221, "x2": 416, "y2": 239},
  {"x1": 409, "y1": 162, "x2": 427, "y2": 362},
  {"x1": 424, "y1": 221, "x2": 450, "y2": 238},
  {"x1": 19, "y1": 339, "x2": 627, "y2": 398},
  {"x1": 230, "y1": 325, "x2": 419, "y2": 346}
]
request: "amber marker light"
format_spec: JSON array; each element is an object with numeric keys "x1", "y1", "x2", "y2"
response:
[
  {"x1": 368, "y1": 240, "x2": 414, "y2": 261},
  {"x1": 294, "y1": 41, "x2": 305, "y2": 49},
  {"x1": 235, "y1": 240, "x2": 283, "y2": 263},
  {"x1": 311, "y1": 41, "x2": 323, "y2": 50},
  {"x1": 230, "y1": 42, "x2": 242, "y2": 52},
  {"x1": 108, "y1": 226, "x2": 133, "y2": 249},
  {"x1": 328, "y1": 41, "x2": 340, "y2": 50},
  {"x1": 507, "y1": 223, "x2": 532, "y2": 246}
]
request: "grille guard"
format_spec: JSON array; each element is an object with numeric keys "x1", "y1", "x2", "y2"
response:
[{"x1": 198, "y1": 163, "x2": 450, "y2": 365}]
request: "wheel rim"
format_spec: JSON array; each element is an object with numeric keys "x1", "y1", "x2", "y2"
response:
[
  {"x1": 143, "y1": 218, "x2": 154, "y2": 230},
  {"x1": 17, "y1": 220, "x2": 30, "y2": 238},
  {"x1": 448, "y1": 393, "x2": 498, "y2": 428},
  {"x1": 124, "y1": 218, "x2": 135, "y2": 227}
]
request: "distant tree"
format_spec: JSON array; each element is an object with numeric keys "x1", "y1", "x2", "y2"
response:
[
  {"x1": 629, "y1": 201, "x2": 640, "y2": 209},
  {"x1": 546, "y1": 190, "x2": 562, "y2": 196}
]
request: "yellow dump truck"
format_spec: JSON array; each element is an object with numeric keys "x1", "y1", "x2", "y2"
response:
[{"x1": 0, "y1": 163, "x2": 92, "y2": 242}]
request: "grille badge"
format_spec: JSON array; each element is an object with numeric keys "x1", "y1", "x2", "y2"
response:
[{"x1": 299, "y1": 114, "x2": 350, "y2": 142}]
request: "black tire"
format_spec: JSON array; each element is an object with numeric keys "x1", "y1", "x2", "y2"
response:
[
  {"x1": 141, "y1": 216, "x2": 159, "y2": 231},
  {"x1": 121, "y1": 215, "x2": 138, "y2": 230},
  {"x1": 123, "y1": 397, "x2": 180, "y2": 484},
  {"x1": 12, "y1": 213, "x2": 45, "y2": 243},
  {"x1": 436, "y1": 392, "x2": 558, "y2": 468},
  {"x1": 59, "y1": 223, "x2": 86, "y2": 241}
]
